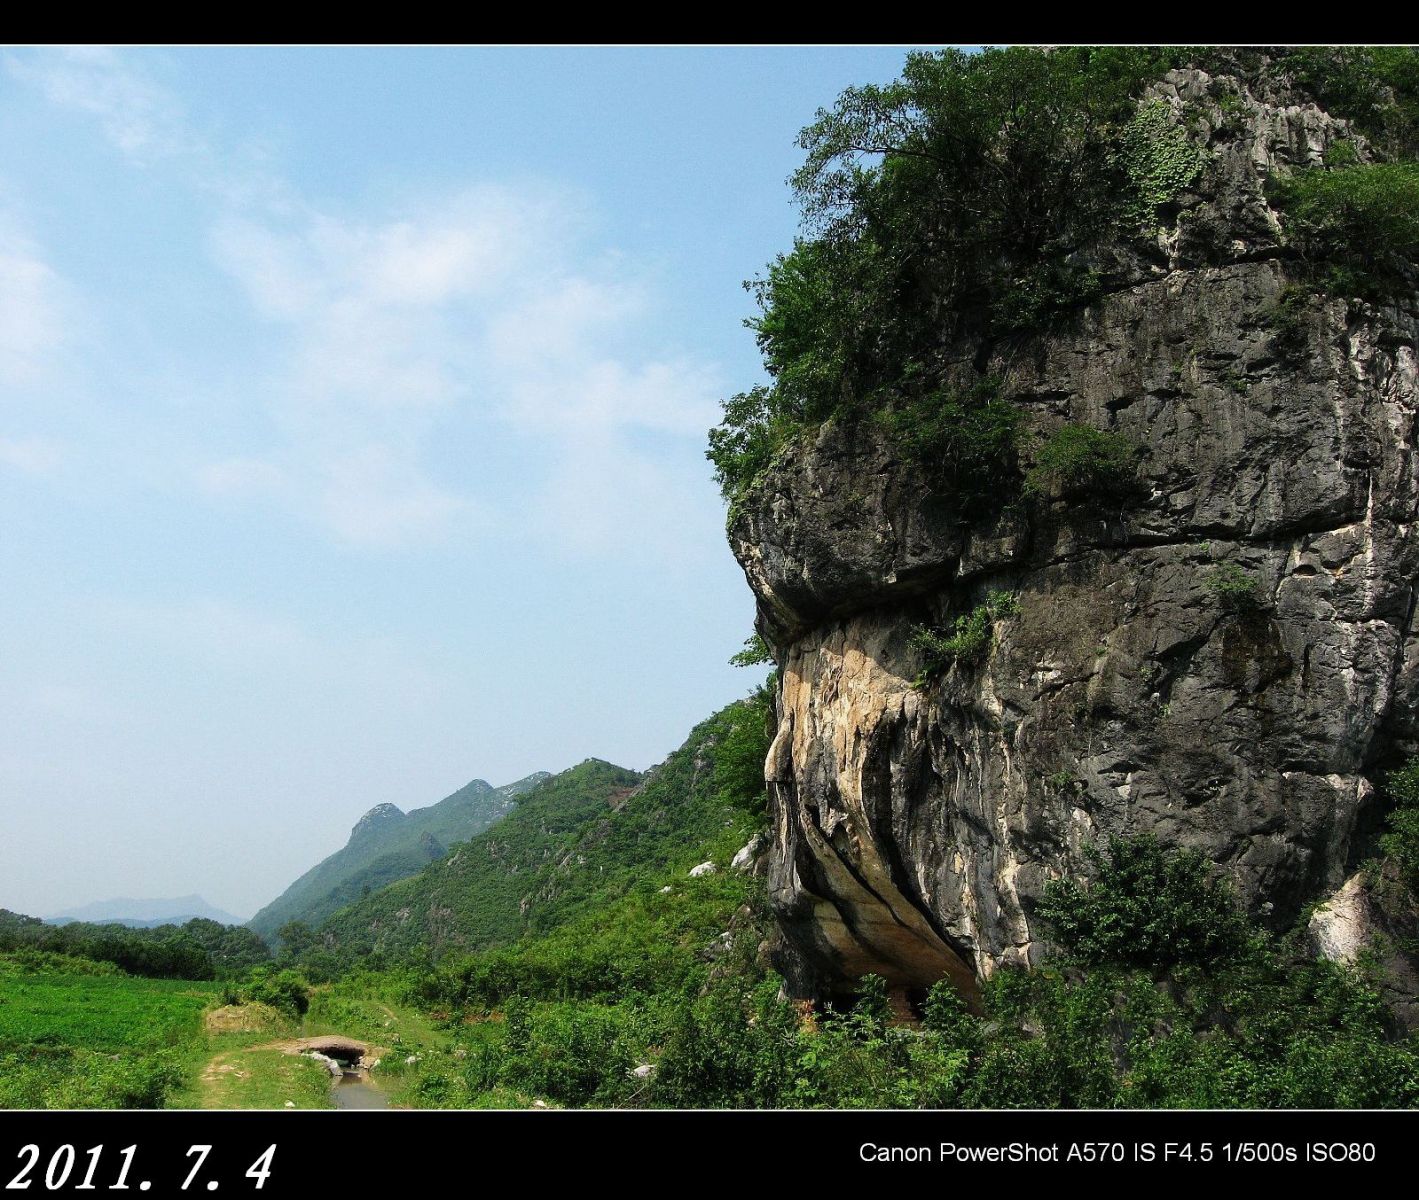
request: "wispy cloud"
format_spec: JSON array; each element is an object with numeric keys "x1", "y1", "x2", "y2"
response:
[
  {"x1": 5, "y1": 45, "x2": 197, "y2": 164},
  {"x1": 0, "y1": 225, "x2": 67, "y2": 390},
  {"x1": 208, "y1": 188, "x2": 720, "y2": 551},
  {"x1": 0, "y1": 435, "x2": 65, "y2": 475},
  {"x1": 9, "y1": 47, "x2": 724, "y2": 555}
]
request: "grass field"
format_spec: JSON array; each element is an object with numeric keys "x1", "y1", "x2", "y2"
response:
[
  {"x1": 0, "y1": 970, "x2": 220, "y2": 1051},
  {"x1": 0, "y1": 955, "x2": 446, "y2": 1109},
  {"x1": 0, "y1": 956, "x2": 222, "y2": 1108}
]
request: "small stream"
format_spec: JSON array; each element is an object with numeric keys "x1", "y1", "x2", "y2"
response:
[{"x1": 332, "y1": 1069, "x2": 389, "y2": 1109}]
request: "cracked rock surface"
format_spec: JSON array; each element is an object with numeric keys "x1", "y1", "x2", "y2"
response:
[{"x1": 729, "y1": 67, "x2": 1419, "y2": 1008}]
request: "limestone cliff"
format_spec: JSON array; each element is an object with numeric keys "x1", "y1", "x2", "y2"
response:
[{"x1": 729, "y1": 64, "x2": 1419, "y2": 1010}]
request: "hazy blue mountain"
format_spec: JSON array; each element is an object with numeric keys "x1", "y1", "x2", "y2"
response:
[
  {"x1": 247, "y1": 771, "x2": 549, "y2": 939},
  {"x1": 45, "y1": 894, "x2": 244, "y2": 927}
]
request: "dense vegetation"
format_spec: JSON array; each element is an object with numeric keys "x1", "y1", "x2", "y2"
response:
[
  {"x1": 0, "y1": 909, "x2": 268, "y2": 980},
  {"x1": 9, "y1": 722, "x2": 1417, "y2": 1110},
  {"x1": 0, "y1": 956, "x2": 219, "y2": 1108},
  {"x1": 1381, "y1": 758, "x2": 1419, "y2": 900},
  {"x1": 342, "y1": 831, "x2": 1419, "y2": 1110},
  {"x1": 707, "y1": 46, "x2": 1183, "y2": 502},
  {"x1": 911, "y1": 589, "x2": 1019, "y2": 682}
]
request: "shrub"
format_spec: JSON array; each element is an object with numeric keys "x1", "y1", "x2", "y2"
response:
[
  {"x1": 651, "y1": 981, "x2": 798, "y2": 1108},
  {"x1": 1381, "y1": 759, "x2": 1419, "y2": 898},
  {"x1": 729, "y1": 633, "x2": 773, "y2": 668},
  {"x1": 712, "y1": 681, "x2": 775, "y2": 818},
  {"x1": 912, "y1": 590, "x2": 1019, "y2": 681},
  {"x1": 1206, "y1": 563, "x2": 1264, "y2": 613},
  {"x1": 497, "y1": 1000, "x2": 637, "y2": 1107},
  {"x1": 708, "y1": 47, "x2": 1189, "y2": 499},
  {"x1": 1267, "y1": 283, "x2": 1315, "y2": 353},
  {"x1": 238, "y1": 966, "x2": 311, "y2": 1017},
  {"x1": 1117, "y1": 99, "x2": 1207, "y2": 224},
  {"x1": 1036, "y1": 835, "x2": 1250, "y2": 967},
  {"x1": 1023, "y1": 424, "x2": 1140, "y2": 502},
  {"x1": 874, "y1": 378, "x2": 1022, "y2": 502},
  {"x1": 1283, "y1": 47, "x2": 1419, "y2": 160},
  {"x1": 1271, "y1": 162, "x2": 1419, "y2": 299},
  {"x1": 707, "y1": 386, "x2": 792, "y2": 502}
]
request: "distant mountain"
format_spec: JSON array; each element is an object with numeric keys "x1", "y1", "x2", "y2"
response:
[
  {"x1": 317, "y1": 702, "x2": 765, "y2": 962},
  {"x1": 247, "y1": 771, "x2": 549, "y2": 940},
  {"x1": 45, "y1": 894, "x2": 243, "y2": 927}
]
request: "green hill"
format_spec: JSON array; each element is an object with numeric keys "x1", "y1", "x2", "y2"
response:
[
  {"x1": 316, "y1": 699, "x2": 771, "y2": 963},
  {"x1": 248, "y1": 771, "x2": 549, "y2": 940}
]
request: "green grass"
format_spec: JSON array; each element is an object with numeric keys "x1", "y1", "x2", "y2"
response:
[
  {"x1": 0, "y1": 964, "x2": 219, "y2": 1052},
  {"x1": 0, "y1": 956, "x2": 222, "y2": 1109},
  {"x1": 190, "y1": 1047, "x2": 334, "y2": 1110}
]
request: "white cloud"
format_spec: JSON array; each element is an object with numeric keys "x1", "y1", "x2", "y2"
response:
[
  {"x1": 206, "y1": 188, "x2": 722, "y2": 552},
  {"x1": 195, "y1": 457, "x2": 286, "y2": 499},
  {"x1": 0, "y1": 435, "x2": 64, "y2": 475},
  {"x1": 0, "y1": 233, "x2": 66, "y2": 389},
  {"x1": 5, "y1": 45, "x2": 196, "y2": 164},
  {"x1": 10, "y1": 46, "x2": 726, "y2": 557},
  {"x1": 313, "y1": 445, "x2": 477, "y2": 548}
]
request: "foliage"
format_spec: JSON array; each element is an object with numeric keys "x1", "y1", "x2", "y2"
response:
[
  {"x1": 178, "y1": 919, "x2": 270, "y2": 974},
  {"x1": 1035, "y1": 835, "x2": 1250, "y2": 967},
  {"x1": 1381, "y1": 759, "x2": 1419, "y2": 898},
  {"x1": 1268, "y1": 283, "x2": 1316, "y2": 353},
  {"x1": 232, "y1": 965, "x2": 312, "y2": 1018},
  {"x1": 708, "y1": 46, "x2": 1195, "y2": 500},
  {"x1": 314, "y1": 759, "x2": 644, "y2": 962},
  {"x1": 707, "y1": 386, "x2": 791, "y2": 502},
  {"x1": 1023, "y1": 424, "x2": 1140, "y2": 503},
  {"x1": 0, "y1": 948, "x2": 124, "y2": 977},
  {"x1": 1117, "y1": 99, "x2": 1207, "y2": 224},
  {"x1": 0, "y1": 910, "x2": 229, "y2": 980},
  {"x1": 317, "y1": 700, "x2": 769, "y2": 967},
  {"x1": 1271, "y1": 162, "x2": 1419, "y2": 299},
  {"x1": 711, "y1": 681, "x2": 775, "y2": 818},
  {"x1": 1205, "y1": 562, "x2": 1264, "y2": 613},
  {"x1": 912, "y1": 589, "x2": 1020, "y2": 681},
  {"x1": 1282, "y1": 47, "x2": 1419, "y2": 161},
  {"x1": 709, "y1": 48, "x2": 1419, "y2": 503},
  {"x1": 729, "y1": 632, "x2": 773, "y2": 667},
  {"x1": 0, "y1": 1047, "x2": 187, "y2": 1110},
  {"x1": 0, "y1": 962, "x2": 219, "y2": 1110},
  {"x1": 873, "y1": 377, "x2": 1022, "y2": 502},
  {"x1": 412, "y1": 867, "x2": 757, "y2": 1011}
]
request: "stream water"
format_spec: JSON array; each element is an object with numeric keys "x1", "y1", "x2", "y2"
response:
[{"x1": 332, "y1": 1070, "x2": 389, "y2": 1109}]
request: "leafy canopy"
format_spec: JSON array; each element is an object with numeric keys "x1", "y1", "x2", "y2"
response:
[{"x1": 709, "y1": 46, "x2": 1192, "y2": 501}]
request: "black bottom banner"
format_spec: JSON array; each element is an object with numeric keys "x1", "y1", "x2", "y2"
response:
[{"x1": 1, "y1": 1108, "x2": 1413, "y2": 1193}]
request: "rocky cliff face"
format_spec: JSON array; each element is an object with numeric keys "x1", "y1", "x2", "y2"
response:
[{"x1": 730, "y1": 68, "x2": 1419, "y2": 1009}]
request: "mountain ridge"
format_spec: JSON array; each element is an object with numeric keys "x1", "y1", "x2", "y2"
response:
[{"x1": 248, "y1": 770, "x2": 550, "y2": 939}]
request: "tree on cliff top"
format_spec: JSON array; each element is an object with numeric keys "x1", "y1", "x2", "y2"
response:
[{"x1": 708, "y1": 46, "x2": 1419, "y2": 502}]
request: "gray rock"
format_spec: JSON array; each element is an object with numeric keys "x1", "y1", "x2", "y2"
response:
[
  {"x1": 729, "y1": 66, "x2": 1419, "y2": 1016},
  {"x1": 688, "y1": 862, "x2": 717, "y2": 878},
  {"x1": 731, "y1": 833, "x2": 766, "y2": 871}
]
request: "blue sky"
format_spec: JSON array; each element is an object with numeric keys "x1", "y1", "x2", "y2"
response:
[{"x1": 0, "y1": 45, "x2": 920, "y2": 920}]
